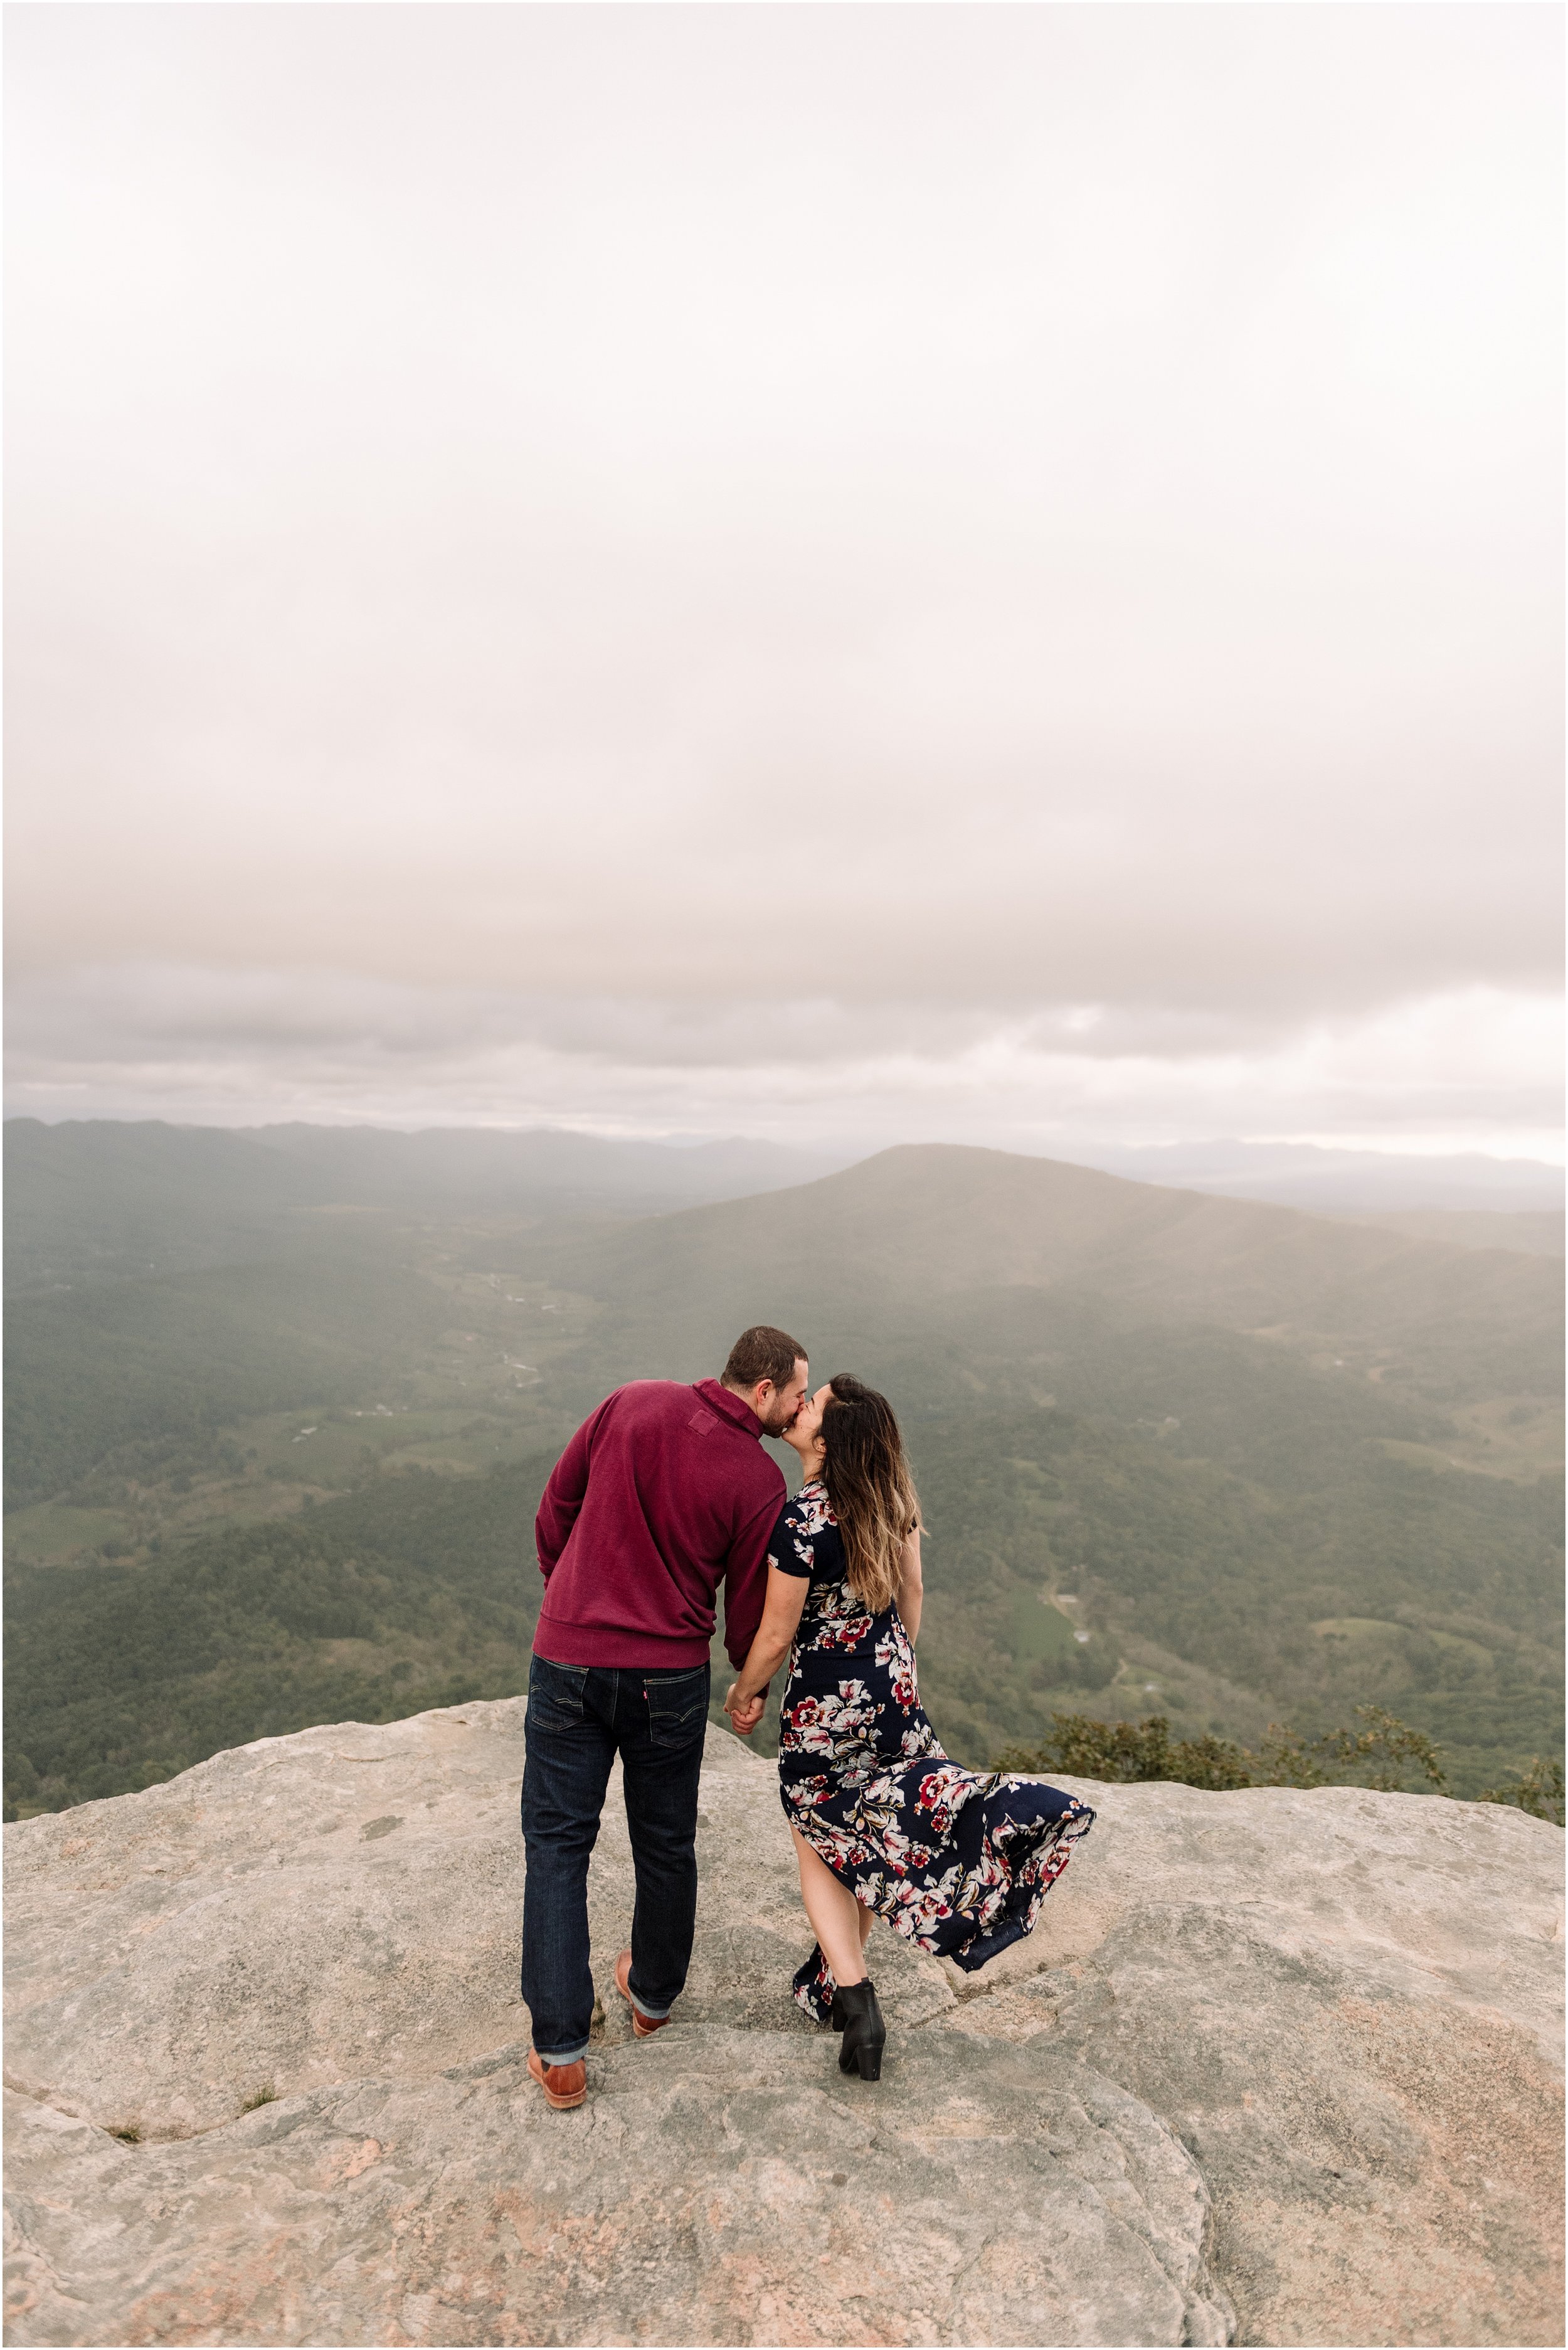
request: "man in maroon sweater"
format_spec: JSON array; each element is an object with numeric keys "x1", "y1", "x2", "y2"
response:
[{"x1": 521, "y1": 1323, "x2": 809, "y2": 2109}]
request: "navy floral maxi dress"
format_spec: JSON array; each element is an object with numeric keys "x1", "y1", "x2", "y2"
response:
[{"x1": 770, "y1": 1481, "x2": 1095, "y2": 2023}]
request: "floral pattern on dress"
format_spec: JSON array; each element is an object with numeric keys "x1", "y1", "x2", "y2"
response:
[{"x1": 768, "y1": 1480, "x2": 1094, "y2": 2023}]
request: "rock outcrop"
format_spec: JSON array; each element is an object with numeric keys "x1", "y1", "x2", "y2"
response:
[{"x1": 4, "y1": 1698, "x2": 1562, "y2": 2347}]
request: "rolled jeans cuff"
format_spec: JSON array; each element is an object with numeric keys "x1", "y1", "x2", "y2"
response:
[
  {"x1": 628, "y1": 1987, "x2": 672, "y2": 2021},
  {"x1": 535, "y1": 2040, "x2": 590, "y2": 2067}
]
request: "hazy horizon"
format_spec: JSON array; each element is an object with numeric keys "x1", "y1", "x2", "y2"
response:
[
  {"x1": 6, "y1": 1110, "x2": 1563, "y2": 1221},
  {"x1": 4, "y1": 1104, "x2": 1564, "y2": 1171},
  {"x1": 7, "y1": 6, "x2": 1562, "y2": 1162}
]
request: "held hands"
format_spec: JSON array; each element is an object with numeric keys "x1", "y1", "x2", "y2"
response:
[{"x1": 723, "y1": 1681, "x2": 766, "y2": 1737}]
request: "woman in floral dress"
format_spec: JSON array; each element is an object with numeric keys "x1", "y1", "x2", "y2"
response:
[{"x1": 723, "y1": 1374, "x2": 1094, "y2": 2081}]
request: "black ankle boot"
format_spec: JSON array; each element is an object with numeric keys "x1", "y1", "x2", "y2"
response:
[
  {"x1": 834, "y1": 1979, "x2": 886, "y2": 2081},
  {"x1": 827, "y1": 1959, "x2": 874, "y2": 2033}
]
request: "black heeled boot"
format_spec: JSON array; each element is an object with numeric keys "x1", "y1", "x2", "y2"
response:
[{"x1": 834, "y1": 1979, "x2": 886, "y2": 2081}]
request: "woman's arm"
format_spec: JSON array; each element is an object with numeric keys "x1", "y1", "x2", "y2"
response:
[
  {"x1": 898, "y1": 1527, "x2": 923, "y2": 1642},
  {"x1": 723, "y1": 1565, "x2": 810, "y2": 1735}
]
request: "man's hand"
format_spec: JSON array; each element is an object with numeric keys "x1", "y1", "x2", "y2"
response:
[{"x1": 723, "y1": 1681, "x2": 766, "y2": 1736}]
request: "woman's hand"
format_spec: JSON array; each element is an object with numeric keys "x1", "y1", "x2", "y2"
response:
[{"x1": 723, "y1": 1682, "x2": 766, "y2": 1736}]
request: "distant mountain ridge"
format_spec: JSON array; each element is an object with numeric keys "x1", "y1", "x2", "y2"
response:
[
  {"x1": 2, "y1": 1118, "x2": 849, "y2": 1290},
  {"x1": 8, "y1": 1119, "x2": 1559, "y2": 1293},
  {"x1": 1077, "y1": 1137, "x2": 1565, "y2": 1214},
  {"x1": 242, "y1": 1120, "x2": 850, "y2": 1207},
  {"x1": 546, "y1": 1142, "x2": 1562, "y2": 1391}
]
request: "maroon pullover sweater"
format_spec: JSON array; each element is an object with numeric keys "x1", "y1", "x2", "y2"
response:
[{"x1": 533, "y1": 1378, "x2": 785, "y2": 1670}]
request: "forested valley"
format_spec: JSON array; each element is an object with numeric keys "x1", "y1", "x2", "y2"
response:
[{"x1": 6, "y1": 1121, "x2": 1562, "y2": 1817}]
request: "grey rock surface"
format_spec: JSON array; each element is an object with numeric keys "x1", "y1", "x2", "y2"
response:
[{"x1": 3, "y1": 1698, "x2": 1562, "y2": 2347}]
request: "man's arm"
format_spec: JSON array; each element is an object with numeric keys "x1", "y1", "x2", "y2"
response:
[
  {"x1": 723, "y1": 1565, "x2": 810, "y2": 1735},
  {"x1": 719, "y1": 1488, "x2": 783, "y2": 1667},
  {"x1": 534, "y1": 1401, "x2": 608, "y2": 1578}
]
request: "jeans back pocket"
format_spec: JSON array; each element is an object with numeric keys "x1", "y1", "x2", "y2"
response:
[
  {"x1": 645, "y1": 1664, "x2": 710, "y2": 1750},
  {"x1": 528, "y1": 1654, "x2": 589, "y2": 1729}
]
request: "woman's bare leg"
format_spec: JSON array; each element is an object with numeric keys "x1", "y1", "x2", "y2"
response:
[{"x1": 791, "y1": 1825, "x2": 869, "y2": 1987}]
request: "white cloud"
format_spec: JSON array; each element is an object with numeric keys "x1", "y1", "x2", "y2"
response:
[{"x1": 4, "y1": 7, "x2": 1560, "y2": 1144}]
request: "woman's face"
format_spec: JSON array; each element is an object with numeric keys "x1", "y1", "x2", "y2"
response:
[{"x1": 784, "y1": 1382, "x2": 832, "y2": 1462}]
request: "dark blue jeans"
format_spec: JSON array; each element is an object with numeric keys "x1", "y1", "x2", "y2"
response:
[{"x1": 520, "y1": 1652, "x2": 710, "y2": 2065}]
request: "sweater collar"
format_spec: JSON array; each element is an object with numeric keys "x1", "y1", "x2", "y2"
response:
[{"x1": 692, "y1": 1376, "x2": 765, "y2": 1439}]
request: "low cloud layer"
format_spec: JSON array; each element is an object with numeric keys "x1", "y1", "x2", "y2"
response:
[
  {"x1": 5, "y1": 8, "x2": 1560, "y2": 1151},
  {"x1": 8, "y1": 964, "x2": 1559, "y2": 1166}
]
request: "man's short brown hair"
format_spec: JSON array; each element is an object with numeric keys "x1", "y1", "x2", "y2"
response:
[{"x1": 723, "y1": 1324, "x2": 807, "y2": 1392}]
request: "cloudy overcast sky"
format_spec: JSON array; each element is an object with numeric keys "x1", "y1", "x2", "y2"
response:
[{"x1": 6, "y1": 4, "x2": 1562, "y2": 1160}]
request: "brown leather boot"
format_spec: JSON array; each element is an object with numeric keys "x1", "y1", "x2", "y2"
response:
[
  {"x1": 615, "y1": 1948, "x2": 672, "y2": 2039},
  {"x1": 527, "y1": 2048, "x2": 587, "y2": 2109}
]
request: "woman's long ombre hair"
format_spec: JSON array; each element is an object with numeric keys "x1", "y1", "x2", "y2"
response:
[{"x1": 819, "y1": 1374, "x2": 921, "y2": 1614}]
